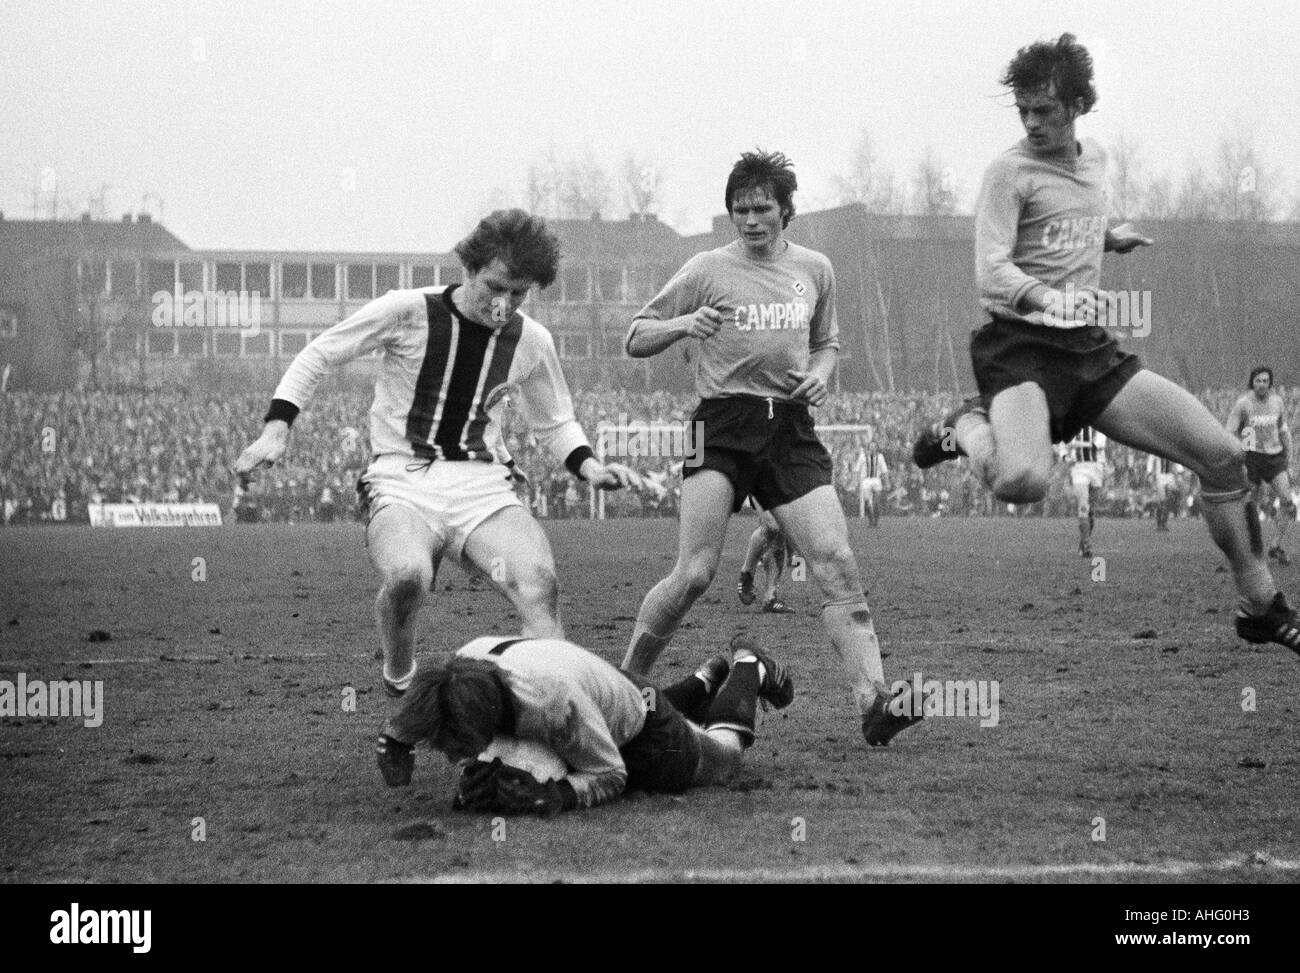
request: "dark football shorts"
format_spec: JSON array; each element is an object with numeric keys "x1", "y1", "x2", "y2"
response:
[
  {"x1": 617, "y1": 671, "x2": 700, "y2": 794},
  {"x1": 1245, "y1": 451, "x2": 1288, "y2": 485},
  {"x1": 970, "y1": 318, "x2": 1143, "y2": 444},
  {"x1": 684, "y1": 395, "x2": 833, "y2": 513}
]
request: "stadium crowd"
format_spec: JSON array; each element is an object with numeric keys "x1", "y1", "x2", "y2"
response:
[{"x1": 3, "y1": 385, "x2": 1296, "y2": 526}]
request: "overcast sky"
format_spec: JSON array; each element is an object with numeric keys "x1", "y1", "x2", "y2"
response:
[{"x1": 3, "y1": 0, "x2": 1296, "y2": 252}]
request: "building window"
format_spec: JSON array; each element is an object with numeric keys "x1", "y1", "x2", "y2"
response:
[
  {"x1": 212, "y1": 332, "x2": 241, "y2": 356},
  {"x1": 310, "y1": 263, "x2": 336, "y2": 300},
  {"x1": 412, "y1": 265, "x2": 437, "y2": 288},
  {"x1": 597, "y1": 265, "x2": 623, "y2": 302},
  {"x1": 147, "y1": 261, "x2": 174, "y2": 296},
  {"x1": 562, "y1": 263, "x2": 589, "y2": 303},
  {"x1": 279, "y1": 331, "x2": 312, "y2": 357},
  {"x1": 178, "y1": 262, "x2": 203, "y2": 293},
  {"x1": 215, "y1": 262, "x2": 242, "y2": 291},
  {"x1": 0, "y1": 307, "x2": 18, "y2": 338},
  {"x1": 245, "y1": 263, "x2": 270, "y2": 299},
  {"x1": 559, "y1": 333, "x2": 592, "y2": 359},
  {"x1": 348, "y1": 264, "x2": 373, "y2": 301},
  {"x1": 79, "y1": 260, "x2": 108, "y2": 296},
  {"x1": 177, "y1": 331, "x2": 206, "y2": 356},
  {"x1": 109, "y1": 260, "x2": 137, "y2": 298},
  {"x1": 281, "y1": 263, "x2": 308, "y2": 299},
  {"x1": 242, "y1": 332, "x2": 271, "y2": 357},
  {"x1": 146, "y1": 330, "x2": 178, "y2": 355},
  {"x1": 375, "y1": 264, "x2": 399, "y2": 296}
]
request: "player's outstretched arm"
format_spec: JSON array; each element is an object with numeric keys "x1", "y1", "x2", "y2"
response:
[
  {"x1": 624, "y1": 307, "x2": 723, "y2": 358},
  {"x1": 233, "y1": 419, "x2": 290, "y2": 484}
]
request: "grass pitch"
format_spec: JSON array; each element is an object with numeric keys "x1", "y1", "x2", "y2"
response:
[{"x1": 2, "y1": 516, "x2": 1297, "y2": 883}]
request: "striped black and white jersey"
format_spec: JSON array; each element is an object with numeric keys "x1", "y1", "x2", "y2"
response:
[
  {"x1": 272, "y1": 285, "x2": 589, "y2": 465},
  {"x1": 1064, "y1": 427, "x2": 1106, "y2": 464}
]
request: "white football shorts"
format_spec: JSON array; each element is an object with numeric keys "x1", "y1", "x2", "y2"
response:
[{"x1": 359, "y1": 453, "x2": 523, "y2": 558}]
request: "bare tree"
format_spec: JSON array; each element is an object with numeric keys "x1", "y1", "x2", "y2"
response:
[
  {"x1": 833, "y1": 128, "x2": 901, "y2": 213},
  {"x1": 1107, "y1": 133, "x2": 1144, "y2": 220},
  {"x1": 558, "y1": 152, "x2": 612, "y2": 219},
  {"x1": 910, "y1": 147, "x2": 957, "y2": 216},
  {"x1": 1209, "y1": 131, "x2": 1279, "y2": 222},
  {"x1": 621, "y1": 153, "x2": 662, "y2": 215}
]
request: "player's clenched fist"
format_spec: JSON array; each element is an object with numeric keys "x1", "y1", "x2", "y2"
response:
[
  {"x1": 234, "y1": 420, "x2": 290, "y2": 483},
  {"x1": 683, "y1": 306, "x2": 724, "y2": 339}
]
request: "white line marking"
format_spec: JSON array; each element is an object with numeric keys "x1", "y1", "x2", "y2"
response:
[
  {"x1": 404, "y1": 855, "x2": 1300, "y2": 884},
  {"x1": 0, "y1": 652, "x2": 336, "y2": 667}
]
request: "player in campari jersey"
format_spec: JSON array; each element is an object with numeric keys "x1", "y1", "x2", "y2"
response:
[
  {"x1": 235, "y1": 210, "x2": 640, "y2": 708},
  {"x1": 1061, "y1": 426, "x2": 1106, "y2": 557},
  {"x1": 1226, "y1": 367, "x2": 1295, "y2": 565},
  {"x1": 911, "y1": 34, "x2": 1300, "y2": 657},
  {"x1": 621, "y1": 150, "x2": 922, "y2": 747}
]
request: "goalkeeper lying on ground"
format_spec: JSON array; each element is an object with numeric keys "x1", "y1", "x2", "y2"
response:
[{"x1": 374, "y1": 632, "x2": 794, "y2": 814}]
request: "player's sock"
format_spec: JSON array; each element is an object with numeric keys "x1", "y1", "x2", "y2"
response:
[
  {"x1": 659, "y1": 656, "x2": 728, "y2": 723},
  {"x1": 820, "y1": 596, "x2": 887, "y2": 716},
  {"x1": 703, "y1": 660, "x2": 760, "y2": 747},
  {"x1": 382, "y1": 660, "x2": 417, "y2": 696},
  {"x1": 955, "y1": 411, "x2": 996, "y2": 488},
  {"x1": 622, "y1": 578, "x2": 690, "y2": 674},
  {"x1": 1201, "y1": 491, "x2": 1277, "y2": 614}
]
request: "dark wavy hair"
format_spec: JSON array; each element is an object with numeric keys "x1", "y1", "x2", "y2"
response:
[
  {"x1": 389, "y1": 657, "x2": 508, "y2": 756},
  {"x1": 1001, "y1": 33, "x2": 1098, "y2": 114},
  {"x1": 725, "y1": 149, "x2": 797, "y2": 228},
  {"x1": 1249, "y1": 366, "x2": 1274, "y2": 389},
  {"x1": 453, "y1": 209, "x2": 561, "y2": 288}
]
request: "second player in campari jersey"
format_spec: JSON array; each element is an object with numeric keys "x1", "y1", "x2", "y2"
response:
[
  {"x1": 631, "y1": 240, "x2": 840, "y2": 401},
  {"x1": 272, "y1": 284, "x2": 590, "y2": 466},
  {"x1": 1228, "y1": 389, "x2": 1288, "y2": 456}
]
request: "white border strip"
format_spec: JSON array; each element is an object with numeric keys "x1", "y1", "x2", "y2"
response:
[{"x1": 409, "y1": 856, "x2": 1300, "y2": 884}]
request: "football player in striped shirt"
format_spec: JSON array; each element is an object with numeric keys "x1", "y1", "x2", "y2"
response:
[
  {"x1": 235, "y1": 210, "x2": 640, "y2": 697},
  {"x1": 1061, "y1": 426, "x2": 1106, "y2": 557},
  {"x1": 911, "y1": 34, "x2": 1300, "y2": 657},
  {"x1": 620, "y1": 150, "x2": 921, "y2": 746},
  {"x1": 1226, "y1": 367, "x2": 1295, "y2": 564}
]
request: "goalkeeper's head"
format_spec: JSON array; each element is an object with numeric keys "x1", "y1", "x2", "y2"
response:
[{"x1": 389, "y1": 658, "x2": 511, "y2": 761}]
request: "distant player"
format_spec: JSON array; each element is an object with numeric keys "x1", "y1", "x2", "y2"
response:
[
  {"x1": 853, "y1": 436, "x2": 890, "y2": 526},
  {"x1": 1061, "y1": 426, "x2": 1106, "y2": 556},
  {"x1": 235, "y1": 210, "x2": 639, "y2": 697},
  {"x1": 737, "y1": 506, "x2": 796, "y2": 614},
  {"x1": 1226, "y1": 367, "x2": 1295, "y2": 565},
  {"x1": 911, "y1": 34, "x2": 1300, "y2": 656},
  {"x1": 1146, "y1": 452, "x2": 1181, "y2": 531},
  {"x1": 622, "y1": 149, "x2": 921, "y2": 746},
  {"x1": 374, "y1": 632, "x2": 794, "y2": 812}
]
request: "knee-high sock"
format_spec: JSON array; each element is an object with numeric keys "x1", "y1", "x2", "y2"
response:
[
  {"x1": 956, "y1": 412, "x2": 996, "y2": 488},
  {"x1": 703, "y1": 660, "x2": 760, "y2": 747},
  {"x1": 1201, "y1": 491, "x2": 1276, "y2": 613},
  {"x1": 659, "y1": 671, "x2": 715, "y2": 725},
  {"x1": 820, "y1": 597, "x2": 887, "y2": 716},
  {"x1": 622, "y1": 576, "x2": 694, "y2": 675}
]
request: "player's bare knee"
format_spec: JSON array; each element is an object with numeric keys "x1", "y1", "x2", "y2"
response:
[
  {"x1": 806, "y1": 544, "x2": 861, "y2": 595},
  {"x1": 508, "y1": 562, "x2": 559, "y2": 609},
  {"x1": 993, "y1": 464, "x2": 1050, "y2": 504},
  {"x1": 676, "y1": 558, "x2": 717, "y2": 600},
  {"x1": 1196, "y1": 438, "x2": 1247, "y2": 494},
  {"x1": 378, "y1": 566, "x2": 429, "y2": 609}
]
